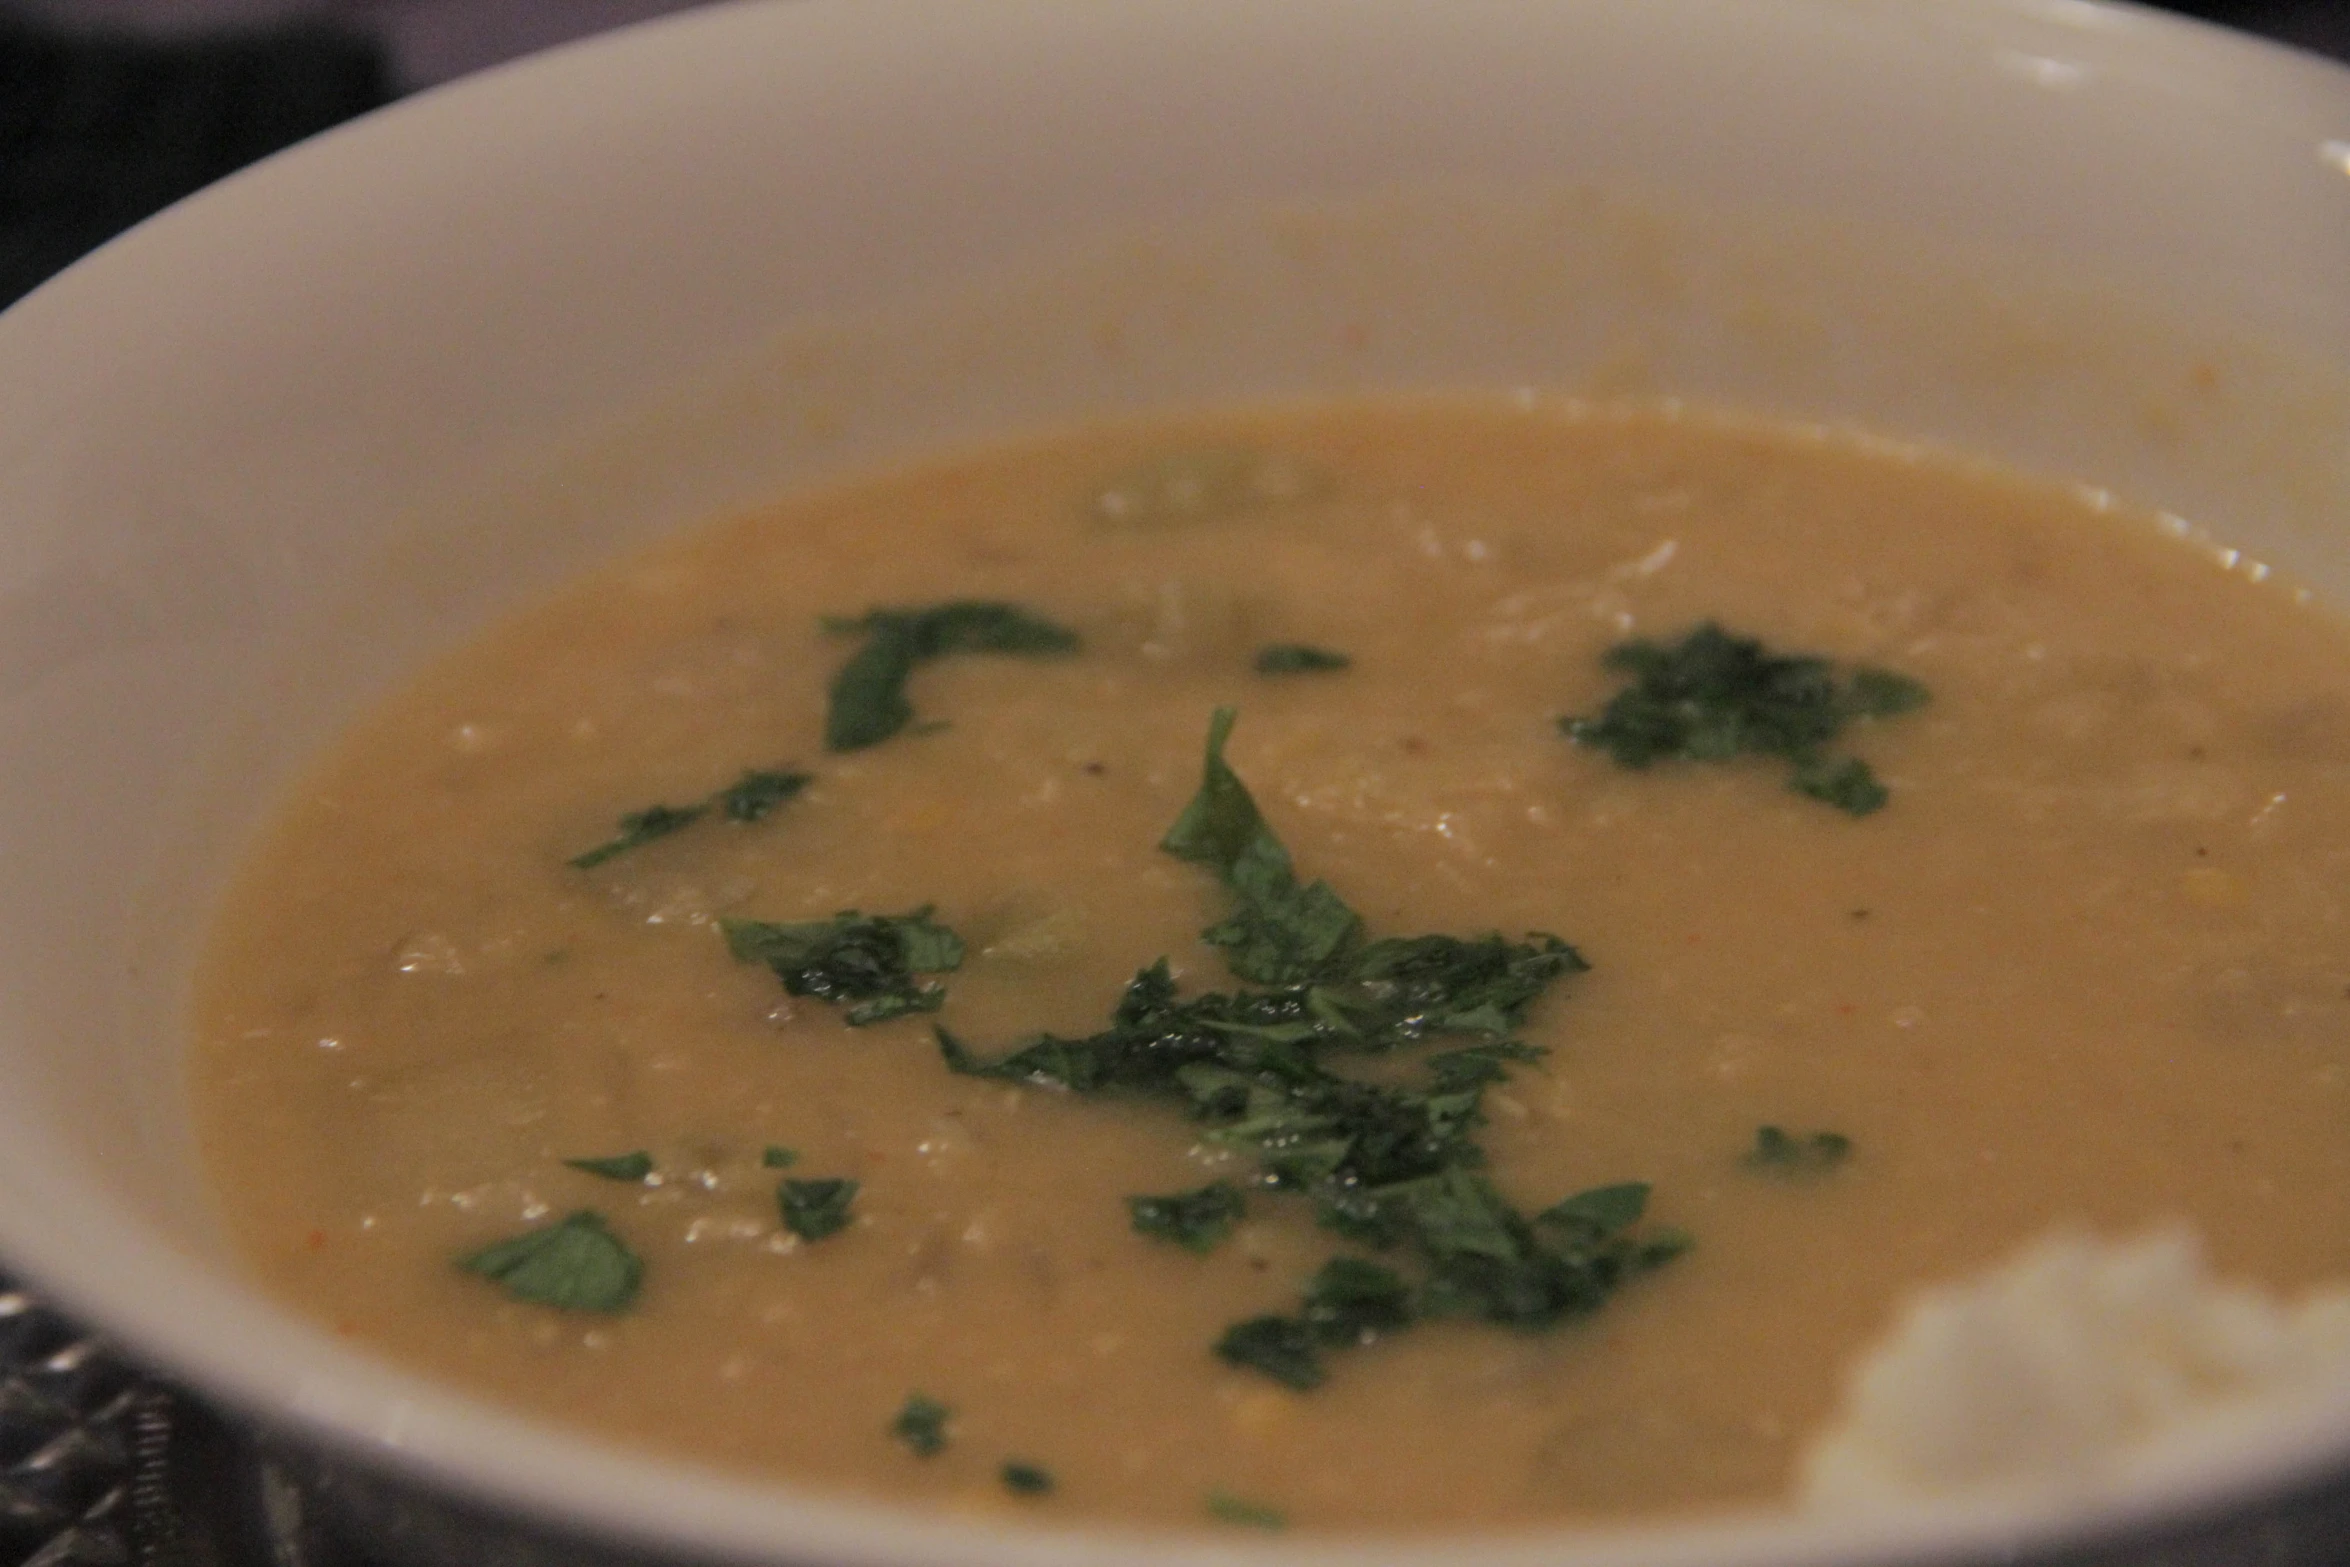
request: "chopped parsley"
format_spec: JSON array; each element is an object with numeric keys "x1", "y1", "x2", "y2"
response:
[
  {"x1": 718, "y1": 768, "x2": 811, "y2": 822},
  {"x1": 723, "y1": 907, "x2": 965, "y2": 1025},
  {"x1": 938, "y1": 944, "x2": 1574, "y2": 1188},
  {"x1": 1789, "y1": 757, "x2": 1890, "y2": 816},
  {"x1": 778, "y1": 1177, "x2": 859, "y2": 1241},
  {"x1": 823, "y1": 601, "x2": 1080, "y2": 752},
  {"x1": 1214, "y1": 1315, "x2": 1324, "y2": 1389},
  {"x1": 457, "y1": 1211, "x2": 641, "y2": 1313},
  {"x1": 1561, "y1": 623, "x2": 1928, "y2": 816},
  {"x1": 1159, "y1": 705, "x2": 1365, "y2": 984},
  {"x1": 1253, "y1": 643, "x2": 1351, "y2": 675},
  {"x1": 1543, "y1": 1180, "x2": 1653, "y2": 1231},
  {"x1": 1128, "y1": 1181, "x2": 1246, "y2": 1252},
  {"x1": 1298, "y1": 1255, "x2": 1413, "y2": 1345},
  {"x1": 569, "y1": 803, "x2": 704, "y2": 869},
  {"x1": 941, "y1": 710, "x2": 1680, "y2": 1388},
  {"x1": 890, "y1": 1393, "x2": 952, "y2": 1457},
  {"x1": 999, "y1": 1461, "x2": 1055, "y2": 1497},
  {"x1": 1236, "y1": 1173, "x2": 1687, "y2": 1388},
  {"x1": 1745, "y1": 1125, "x2": 1854, "y2": 1174},
  {"x1": 563, "y1": 1151, "x2": 654, "y2": 1183},
  {"x1": 761, "y1": 1144, "x2": 800, "y2": 1169},
  {"x1": 1206, "y1": 1491, "x2": 1287, "y2": 1530},
  {"x1": 568, "y1": 767, "x2": 811, "y2": 868}
]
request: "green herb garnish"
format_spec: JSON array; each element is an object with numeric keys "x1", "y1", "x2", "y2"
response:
[
  {"x1": 1159, "y1": 706, "x2": 1364, "y2": 984},
  {"x1": 1298, "y1": 1255, "x2": 1414, "y2": 1344},
  {"x1": 938, "y1": 943, "x2": 1572, "y2": 1187},
  {"x1": 563, "y1": 1151, "x2": 654, "y2": 1183},
  {"x1": 890, "y1": 1393, "x2": 952, "y2": 1457},
  {"x1": 718, "y1": 768, "x2": 812, "y2": 822},
  {"x1": 569, "y1": 803, "x2": 704, "y2": 869},
  {"x1": 1214, "y1": 1316, "x2": 1325, "y2": 1390},
  {"x1": 1253, "y1": 644, "x2": 1351, "y2": 675},
  {"x1": 723, "y1": 907, "x2": 965, "y2": 1025},
  {"x1": 941, "y1": 710, "x2": 1677, "y2": 1389},
  {"x1": 1128, "y1": 1181, "x2": 1246, "y2": 1253},
  {"x1": 569, "y1": 768, "x2": 811, "y2": 867},
  {"x1": 1542, "y1": 1180, "x2": 1654, "y2": 1232},
  {"x1": 1789, "y1": 757, "x2": 1889, "y2": 815},
  {"x1": 457, "y1": 1211, "x2": 642, "y2": 1313},
  {"x1": 1206, "y1": 1491, "x2": 1287, "y2": 1530},
  {"x1": 1561, "y1": 623, "x2": 1928, "y2": 816},
  {"x1": 823, "y1": 601, "x2": 1080, "y2": 752},
  {"x1": 761, "y1": 1145, "x2": 799, "y2": 1169},
  {"x1": 1744, "y1": 1125, "x2": 1854, "y2": 1174},
  {"x1": 779, "y1": 1177, "x2": 859, "y2": 1241},
  {"x1": 1000, "y1": 1461, "x2": 1055, "y2": 1497},
  {"x1": 1265, "y1": 1171, "x2": 1683, "y2": 1389}
]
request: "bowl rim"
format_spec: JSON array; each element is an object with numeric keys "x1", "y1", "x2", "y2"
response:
[{"x1": 3, "y1": 0, "x2": 2350, "y2": 1563}]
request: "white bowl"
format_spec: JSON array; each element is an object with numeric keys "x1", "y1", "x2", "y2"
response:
[{"x1": 0, "y1": 1, "x2": 2347, "y2": 1563}]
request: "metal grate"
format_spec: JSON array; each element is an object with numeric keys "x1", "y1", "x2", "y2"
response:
[
  {"x1": 0, "y1": 1279, "x2": 396, "y2": 1567},
  {"x1": 0, "y1": 1286, "x2": 147, "y2": 1567}
]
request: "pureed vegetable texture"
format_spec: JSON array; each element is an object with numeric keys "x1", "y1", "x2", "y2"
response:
[{"x1": 190, "y1": 400, "x2": 2350, "y2": 1529}]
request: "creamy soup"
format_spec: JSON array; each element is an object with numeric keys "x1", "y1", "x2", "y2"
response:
[{"x1": 190, "y1": 399, "x2": 2350, "y2": 1531}]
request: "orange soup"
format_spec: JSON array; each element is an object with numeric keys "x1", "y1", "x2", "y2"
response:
[{"x1": 190, "y1": 399, "x2": 2350, "y2": 1530}]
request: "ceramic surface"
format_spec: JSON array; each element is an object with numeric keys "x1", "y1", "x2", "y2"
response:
[{"x1": 0, "y1": 2, "x2": 2344, "y2": 1563}]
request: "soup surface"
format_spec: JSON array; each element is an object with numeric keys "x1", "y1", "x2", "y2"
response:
[{"x1": 190, "y1": 399, "x2": 2350, "y2": 1530}]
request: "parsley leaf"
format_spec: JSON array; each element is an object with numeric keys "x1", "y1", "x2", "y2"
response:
[
  {"x1": 563, "y1": 1151, "x2": 654, "y2": 1183},
  {"x1": 458, "y1": 1211, "x2": 641, "y2": 1313},
  {"x1": 929, "y1": 710, "x2": 1675, "y2": 1390},
  {"x1": 1253, "y1": 644, "x2": 1351, "y2": 675},
  {"x1": 1378, "y1": 1168, "x2": 1682, "y2": 1330},
  {"x1": 823, "y1": 601, "x2": 1080, "y2": 752},
  {"x1": 1158, "y1": 707, "x2": 1282, "y2": 877},
  {"x1": 1789, "y1": 756, "x2": 1887, "y2": 815},
  {"x1": 569, "y1": 803, "x2": 705, "y2": 869},
  {"x1": 891, "y1": 1393, "x2": 952, "y2": 1457},
  {"x1": 1561, "y1": 623, "x2": 1928, "y2": 816},
  {"x1": 937, "y1": 951, "x2": 1565, "y2": 1191},
  {"x1": 1540, "y1": 1180, "x2": 1650, "y2": 1235},
  {"x1": 1161, "y1": 707, "x2": 1363, "y2": 983},
  {"x1": 1215, "y1": 1315, "x2": 1325, "y2": 1390},
  {"x1": 1206, "y1": 1491, "x2": 1287, "y2": 1529},
  {"x1": 778, "y1": 1177, "x2": 859, "y2": 1241},
  {"x1": 1345, "y1": 934, "x2": 1589, "y2": 1040},
  {"x1": 1300, "y1": 1256, "x2": 1412, "y2": 1345},
  {"x1": 1158, "y1": 715, "x2": 1588, "y2": 1007},
  {"x1": 1847, "y1": 666, "x2": 1933, "y2": 717},
  {"x1": 1297, "y1": 1168, "x2": 1684, "y2": 1347},
  {"x1": 761, "y1": 1145, "x2": 799, "y2": 1169},
  {"x1": 1128, "y1": 1181, "x2": 1246, "y2": 1252},
  {"x1": 1000, "y1": 1461, "x2": 1055, "y2": 1496},
  {"x1": 1744, "y1": 1125, "x2": 1853, "y2": 1174},
  {"x1": 723, "y1": 907, "x2": 965, "y2": 1025},
  {"x1": 719, "y1": 768, "x2": 811, "y2": 822},
  {"x1": 569, "y1": 767, "x2": 810, "y2": 868},
  {"x1": 1635, "y1": 1227, "x2": 1697, "y2": 1267}
]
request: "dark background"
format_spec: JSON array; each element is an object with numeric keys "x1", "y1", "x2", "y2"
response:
[
  {"x1": 0, "y1": 0, "x2": 2343, "y2": 308},
  {"x1": 2159, "y1": 0, "x2": 2347, "y2": 56},
  {"x1": 8, "y1": 0, "x2": 2343, "y2": 94}
]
